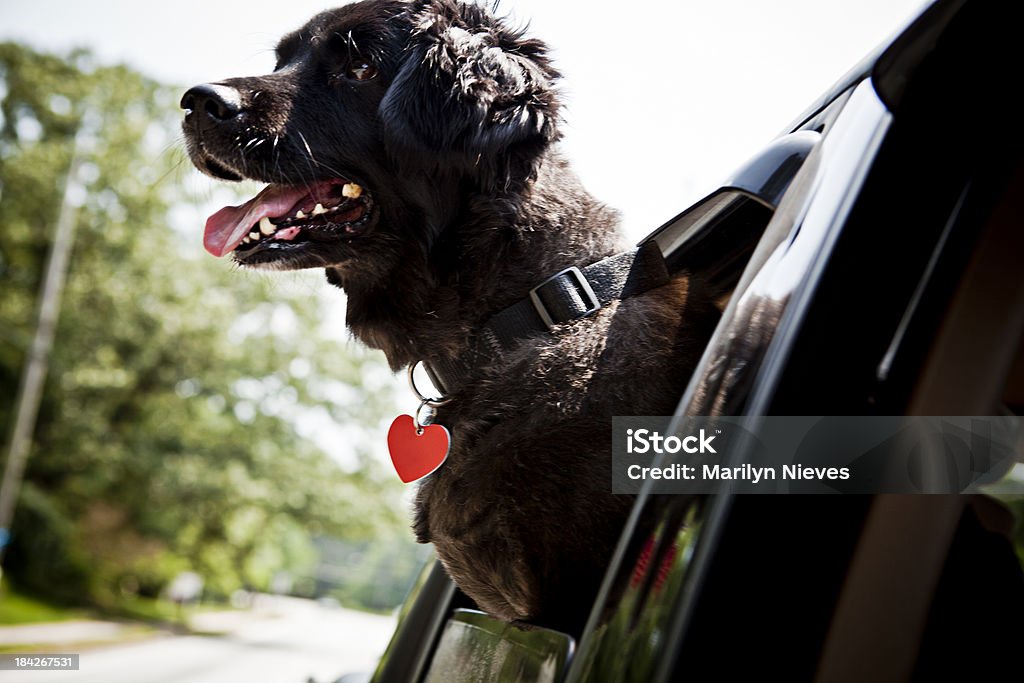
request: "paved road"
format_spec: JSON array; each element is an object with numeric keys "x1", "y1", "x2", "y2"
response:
[{"x1": 0, "y1": 596, "x2": 396, "y2": 683}]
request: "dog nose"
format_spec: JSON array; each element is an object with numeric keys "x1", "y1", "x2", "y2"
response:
[{"x1": 180, "y1": 84, "x2": 243, "y2": 127}]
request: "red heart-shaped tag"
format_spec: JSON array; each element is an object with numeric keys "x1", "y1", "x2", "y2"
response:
[{"x1": 387, "y1": 414, "x2": 451, "y2": 483}]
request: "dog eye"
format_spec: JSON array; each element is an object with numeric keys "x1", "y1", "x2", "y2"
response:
[{"x1": 346, "y1": 61, "x2": 378, "y2": 81}]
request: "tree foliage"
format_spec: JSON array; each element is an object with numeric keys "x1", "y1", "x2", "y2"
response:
[{"x1": 0, "y1": 43, "x2": 414, "y2": 609}]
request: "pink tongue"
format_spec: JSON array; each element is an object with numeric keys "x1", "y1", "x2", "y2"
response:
[{"x1": 203, "y1": 184, "x2": 315, "y2": 257}]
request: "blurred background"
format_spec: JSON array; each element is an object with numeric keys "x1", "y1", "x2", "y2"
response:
[{"x1": 0, "y1": 0, "x2": 926, "y2": 680}]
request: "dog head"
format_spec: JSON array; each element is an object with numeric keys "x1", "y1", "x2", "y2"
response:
[{"x1": 181, "y1": 0, "x2": 560, "y2": 281}]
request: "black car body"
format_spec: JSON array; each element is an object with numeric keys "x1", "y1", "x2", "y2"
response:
[{"x1": 357, "y1": 0, "x2": 1024, "y2": 680}]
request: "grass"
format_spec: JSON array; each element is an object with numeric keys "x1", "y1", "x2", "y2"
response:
[
  {"x1": 0, "y1": 578, "x2": 234, "y2": 627},
  {"x1": 107, "y1": 594, "x2": 179, "y2": 623},
  {"x1": 0, "y1": 582, "x2": 226, "y2": 652},
  {"x1": 0, "y1": 575, "x2": 263, "y2": 656},
  {"x1": 0, "y1": 581, "x2": 85, "y2": 625}
]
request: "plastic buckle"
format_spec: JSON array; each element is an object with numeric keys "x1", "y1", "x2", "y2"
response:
[{"x1": 529, "y1": 266, "x2": 600, "y2": 330}]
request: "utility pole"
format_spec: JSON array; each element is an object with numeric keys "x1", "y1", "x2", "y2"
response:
[{"x1": 0, "y1": 135, "x2": 84, "y2": 574}]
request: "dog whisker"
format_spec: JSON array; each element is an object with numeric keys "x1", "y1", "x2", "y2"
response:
[
  {"x1": 297, "y1": 131, "x2": 315, "y2": 164},
  {"x1": 283, "y1": 158, "x2": 318, "y2": 195},
  {"x1": 295, "y1": 131, "x2": 325, "y2": 190}
]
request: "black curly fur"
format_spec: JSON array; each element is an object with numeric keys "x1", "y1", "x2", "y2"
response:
[{"x1": 182, "y1": 0, "x2": 720, "y2": 631}]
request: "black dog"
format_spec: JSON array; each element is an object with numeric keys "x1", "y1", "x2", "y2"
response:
[{"x1": 181, "y1": 0, "x2": 719, "y2": 630}]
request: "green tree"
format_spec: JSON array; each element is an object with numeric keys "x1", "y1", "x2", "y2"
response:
[{"x1": 0, "y1": 43, "x2": 413, "y2": 610}]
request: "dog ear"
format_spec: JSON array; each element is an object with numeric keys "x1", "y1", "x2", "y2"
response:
[{"x1": 380, "y1": 0, "x2": 560, "y2": 171}]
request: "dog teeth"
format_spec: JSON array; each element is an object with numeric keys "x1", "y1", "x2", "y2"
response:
[
  {"x1": 342, "y1": 183, "x2": 362, "y2": 199},
  {"x1": 312, "y1": 203, "x2": 327, "y2": 216},
  {"x1": 259, "y1": 217, "x2": 275, "y2": 235},
  {"x1": 248, "y1": 231, "x2": 260, "y2": 240},
  {"x1": 295, "y1": 209, "x2": 306, "y2": 219},
  {"x1": 242, "y1": 236, "x2": 252, "y2": 244}
]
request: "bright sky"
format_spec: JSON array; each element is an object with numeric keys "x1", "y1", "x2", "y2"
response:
[{"x1": 2, "y1": 0, "x2": 925, "y2": 240}]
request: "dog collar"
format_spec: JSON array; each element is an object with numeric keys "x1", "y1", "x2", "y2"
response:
[
  {"x1": 423, "y1": 241, "x2": 671, "y2": 396},
  {"x1": 388, "y1": 241, "x2": 670, "y2": 484}
]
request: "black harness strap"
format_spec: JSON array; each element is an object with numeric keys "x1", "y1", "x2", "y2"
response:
[{"x1": 424, "y1": 241, "x2": 670, "y2": 396}]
